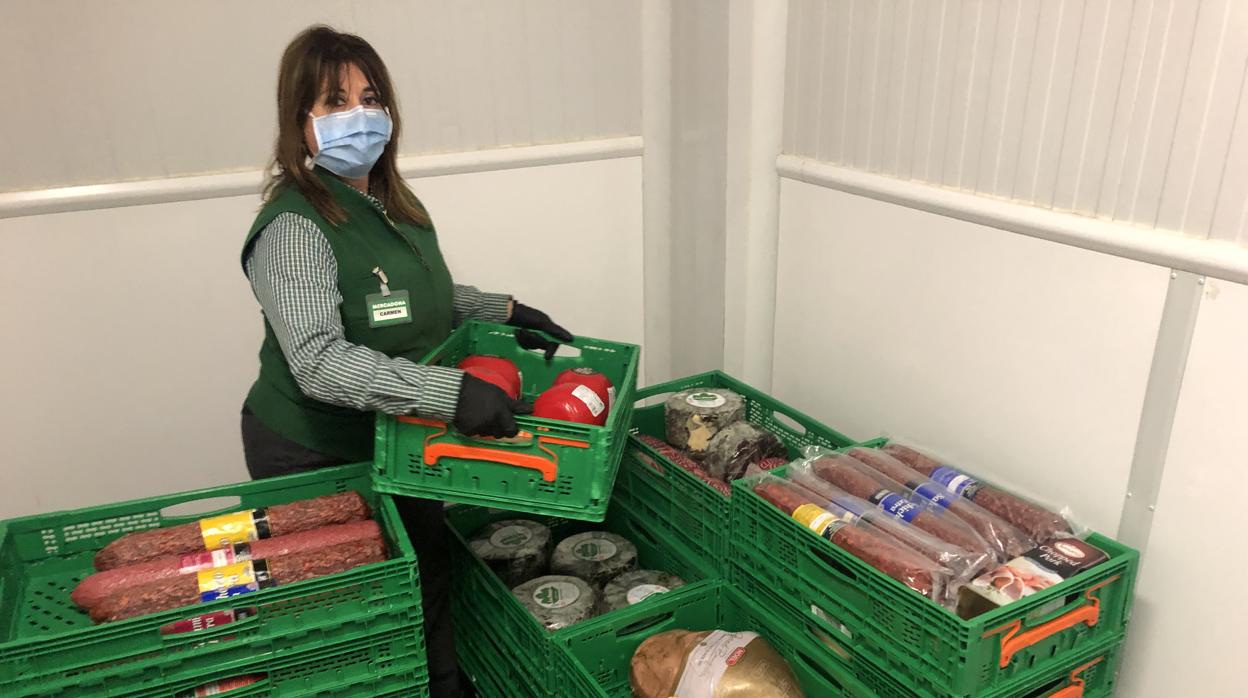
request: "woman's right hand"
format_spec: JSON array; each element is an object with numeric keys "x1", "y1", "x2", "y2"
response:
[{"x1": 453, "y1": 373, "x2": 533, "y2": 437}]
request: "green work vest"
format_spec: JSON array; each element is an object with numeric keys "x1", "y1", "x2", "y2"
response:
[{"x1": 241, "y1": 169, "x2": 454, "y2": 461}]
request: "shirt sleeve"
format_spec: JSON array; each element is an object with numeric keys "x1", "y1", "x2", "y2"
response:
[
  {"x1": 245, "y1": 212, "x2": 463, "y2": 420},
  {"x1": 452, "y1": 284, "x2": 513, "y2": 327}
]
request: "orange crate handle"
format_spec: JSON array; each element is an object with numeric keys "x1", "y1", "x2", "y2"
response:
[
  {"x1": 1046, "y1": 656, "x2": 1106, "y2": 698},
  {"x1": 397, "y1": 417, "x2": 587, "y2": 482},
  {"x1": 989, "y1": 575, "x2": 1119, "y2": 668}
]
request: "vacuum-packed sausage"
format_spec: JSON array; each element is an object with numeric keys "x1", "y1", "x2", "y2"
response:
[
  {"x1": 74, "y1": 520, "x2": 381, "y2": 610},
  {"x1": 845, "y1": 447, "x2": 1034, "y2": 557},
  {"x1": 753, "y1": 477, "x2": 948, "y2": 600},
  {"x1": 786, "y1": 467, "x2": 989, "y2": 585},
  {"x1": 882, "y1": 444, "x2": 1070, "y2": 544},
  {"x1": 803, "y1": 453, "x2": 993, "y2": 557},
  {"x1": 90, "y1": 537, "x2": 387, "y2": 623},
  {"x1": 94, "y1": 491, "x2": 371, "y2": 571}
]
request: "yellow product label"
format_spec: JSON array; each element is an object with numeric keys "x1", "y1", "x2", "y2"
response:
[
  {"x1": 196, "y1": 561, "x2": 257, "y2": 594},
  {"x1": 791, "y1": 503, "x2": 840, "y2": 540},
  {"x1": 199, "y1": 511, "x2": 258, "y2": 550}
]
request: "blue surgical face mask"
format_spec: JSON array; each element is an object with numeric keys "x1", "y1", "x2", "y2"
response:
[{"x1": 309, "y1": 106, "x2": 393, "y2": 179}]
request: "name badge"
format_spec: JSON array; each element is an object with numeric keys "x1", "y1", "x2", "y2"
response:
[{"x1": 366, "y1": 290, "x2": 412, "y2": 327}]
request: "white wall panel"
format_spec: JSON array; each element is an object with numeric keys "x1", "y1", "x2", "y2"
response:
[
  {"x1": 416, "y1": 158, "x2": 646, "y2": 361},
  {"x1": 784, "y1": 0, "x2": 1248, "y2": 243},
  {"x1": 1117, "y1": 280, "x2": 1248, "y2": 696},
  {"x1": 0, "y1": 0, "x2": 641, "y2": 192},
  {"x1": 0, "y1": 158, "x2": 643, "y2": 519},
  {"x1": 667, "y1": 0, "x2": 729, "y2": 377},
  {"x1": 771, "y1": 179, "x2": 1169, "y2": 535}
]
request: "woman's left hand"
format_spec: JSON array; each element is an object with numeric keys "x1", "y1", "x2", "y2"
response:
[{"x1": 508, "y1": 302, "x2": 573, "y2": 359}]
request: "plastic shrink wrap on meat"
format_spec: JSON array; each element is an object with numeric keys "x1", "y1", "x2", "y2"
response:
[
  {"x1": 789, "y1": 451, "x2": 994, "y2": 566},
  {"x1": 837, "y1": 446, "x2": 1035, "y2": 558},
  {"x1": 784, "y1": 464, "x2": 990, "y2": 595},
  {"x1": 881, "y1": 443, "x2": 1079, "y2": 544},
  {"x1": 750, "y1": 474, "x2": 951, "y2": 602}
]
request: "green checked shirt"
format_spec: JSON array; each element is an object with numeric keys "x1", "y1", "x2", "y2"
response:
[{"x1": 243, "y1": 185, "x2": 511, "y2": 456}]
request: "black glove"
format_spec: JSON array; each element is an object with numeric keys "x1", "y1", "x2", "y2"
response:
[
  {"x1": 453, "y1": 373, "x2": 533, "y2": 438},
  {"x1": 508, "y1": 302, "x2": 573, "y2": 360}
]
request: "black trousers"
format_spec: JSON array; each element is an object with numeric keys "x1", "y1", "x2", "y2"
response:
[{"x1": 241, "y1": 406, "x2": 462, "y2": 697}]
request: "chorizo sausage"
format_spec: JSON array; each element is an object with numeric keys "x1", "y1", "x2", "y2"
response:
[
  {"x1": 846, "y1": 447, "x2": 1034, "y2": 557},
  {"x1": 882, "y1": 444, "x2": 1070, "y2": 544},
  {"x1": 753, "y1": 478, "x2": 947, "y2": 599},
  {"x1": 94, "y1": 492, "x2": 371, "y2": 571},
  {"x1": 805, "y1": 454, "x2": 993, "y2": 557},
  {"x1": 74, "y1": 520, "x2": 381, "y2": 611},
  {"x1": 90, "y1": 537, "x2": 387, "y2": 623}
]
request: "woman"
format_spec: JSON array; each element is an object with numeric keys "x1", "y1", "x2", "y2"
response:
[{"x1": 239, "y1": 26, "x2": 571, "y2": 698}]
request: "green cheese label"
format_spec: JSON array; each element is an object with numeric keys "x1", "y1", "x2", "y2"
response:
[
  {"x1": 534, "y1": 581, "x2": 579, "y2": 609},
  {"x1": 573, "y1": 539, "x2": 618, "y2": 562}
]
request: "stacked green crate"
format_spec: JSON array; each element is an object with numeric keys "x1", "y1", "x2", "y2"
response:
[
  {"x1": 729, "y1": 463, "x2": 1139, "y2": 696},
  {"x1": 559, "y1": 580, "x2": 1126, "y2": 698},
  {"x1": 614, "y1": 370, "x2": 857, "y2": 576},
  {"x1": 448, "y1": 498, "x2": 714, "y2": 696},
  {"x1": 0, "y1": 464, "x2": 428, "y2": 697}
]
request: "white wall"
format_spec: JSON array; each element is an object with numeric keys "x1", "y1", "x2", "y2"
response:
[
  {"x1": 666, "y1": 0, "x2": 730, "y2": 376},
  {"x1": 0, "y1": 157, "x2": 643, "y2": 519},
  {"x1": 771, "y1": 2, "x2": 1248, "y2": 693},
  {"x1": 771, "y1": 180, "x2": 1168, "y2": 535},
  {"x1": 1117, "y1": 279, "x2": 1248, "y2": 697},
  {"x1": 782, "y1": 0, "x2": 1248, "y2": 243},
  {"x1": 0, "y1": 0, "x2": 641, "y2": 191}
]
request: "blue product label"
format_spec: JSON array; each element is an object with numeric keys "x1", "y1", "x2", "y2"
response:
[
  {"x1": 199, "y1": 583, "x2": 259, "y2": 603},
  {"x1": 931, "y1": 466, "x2": 981, "y2": 497},
  {"x1": 876, "y1": 493, "x2": 922, "y2": 523},
  {"x1": 913, "y1": 482, "x2": 953, "y2": 509}
]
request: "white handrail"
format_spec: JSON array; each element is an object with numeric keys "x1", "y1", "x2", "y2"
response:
[
  {"x1": 777, "y1": 154, "x2": 1248, "y2": 284},
  {"x1": 0, "y1": 137, "x2": 644, "y2": 220}
]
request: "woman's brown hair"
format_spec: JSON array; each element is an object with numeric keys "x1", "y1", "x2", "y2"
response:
[{"x1": 264, "y1": 25, "x2": 430, "y2": 228}]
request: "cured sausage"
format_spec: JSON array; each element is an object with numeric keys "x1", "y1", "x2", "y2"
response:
[
  {"x1": 845, "y1": 447, "x2": 1034, "y2": 557},
  {"x1": 635, "y1": 434, "x2": 732, "y2": 496},
  {"x1": 882, "y1": 444, "x2": 1070, "y2": 544},
  {"x1": 753, "y1": 477, "x2": 947, "y2": 600},
  {"x1": 803, "y1": 453, "x2": 993, "y2": 557},
  {"x1": 90, "y1": 537, "x2": 386, "y2": 623},
  {"x1": 73, "y1": 520, "x2": 381, "y2": 610},
  {"x1": 787, "y1": 467, "x2": 989, "y2": 584},
  {"x1": 94, "y1": 492, "x2": 371, "y2": 571}
]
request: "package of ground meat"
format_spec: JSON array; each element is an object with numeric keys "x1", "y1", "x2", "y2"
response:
[
  {"x1": 881, "y1": 443, "x2": 1077, "y2": 544},
  {"x1": 751, "y1": 474, "x2": 951, "y2": 601},
  {"x1": 841, "y1": 446, "x2": 1035, "y2": 558}
]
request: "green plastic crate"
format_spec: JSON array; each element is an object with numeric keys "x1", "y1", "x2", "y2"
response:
[
  {"x1": 0, "y1": 464, "x2": 426, "y2": 695},
  {"x1": 457, "y1": 591, "x2": 553, "y2": 698},
  {"x1": 374, "y1": 321, "x2": 640, "y2": 521},
  {"x1": 38, "y1": 629, "x2": 429, "y2": 697},
  {"x1": 613, "y1": 370, "x2": 858, "y2": 575},
  {"x1": 729, "y1": 469, "x2": 1139, "y2": 697},
  {"x1": 560, "y1": 580, "x2": 883, "y2": 697},
  {"x1": 559, "y1": 578, "x2": 1125, "y2": 698},
  {"x1": 447, "y1": 499, "x2": 713, "y2": 694}
]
